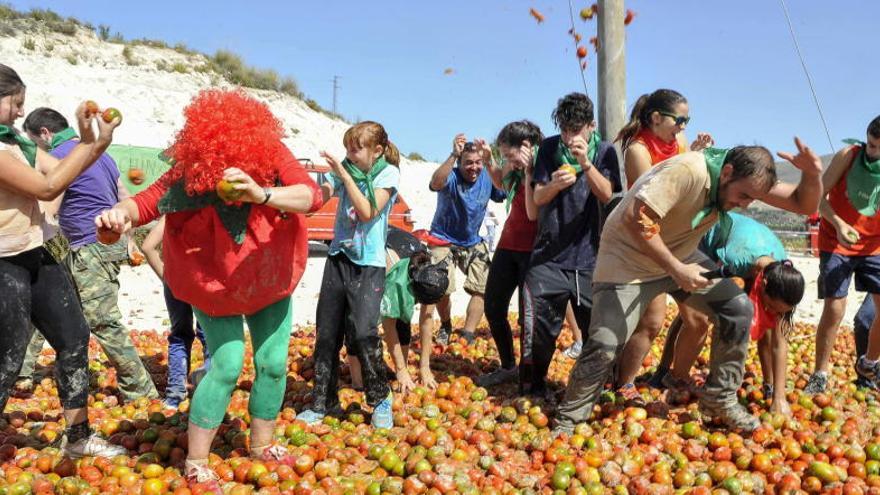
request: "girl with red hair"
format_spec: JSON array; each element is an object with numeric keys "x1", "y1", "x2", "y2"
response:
[{"x1": 96, "y1": 89, "x2": 321, "y2": 486}]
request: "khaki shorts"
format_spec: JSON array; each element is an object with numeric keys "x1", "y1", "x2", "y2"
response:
[{"x1": 430, "y1": 242, "x2": 491, "y2": 296}]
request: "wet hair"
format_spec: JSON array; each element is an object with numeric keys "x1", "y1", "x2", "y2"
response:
[
  {"x1": 495, "y1": 120, "x2": 543, "y2": 148},
  {"x1": 615, "y1": 89, "x2": 687, "y2": 148},
  {"x1": 342, "y1": 121, "x2": 400, "y2": 166},
  {"x1": 0, "y1": 63, "x2": 25, "y2": 98},
  {"x1": 762, "y1": 260, "x2": 804, "y2": 334},
  {"x1": 726, "y1": 145, "x2": 777, "y2": 192},
  {"x1": 457, "y1": 141, "x2": 481, "y2": 166},
  {"x1": 868, "y1": 115, "x2": 880, "y2": 139},
  {"x1": 551, "y1": 92, "x2": 594, "y2": 132},
  {"x1": 23, "y1": 107, "x2": 69, "y2": 135}
]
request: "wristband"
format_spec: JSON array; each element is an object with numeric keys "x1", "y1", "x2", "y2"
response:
[{"x1": 259, "y1": 187, "x2": 272, "y2": 205}]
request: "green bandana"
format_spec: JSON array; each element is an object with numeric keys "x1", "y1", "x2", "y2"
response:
[
  {"x1": 341, "y1": 156, "x2": 390, "y2": 211},
  {"x1": 0, "y1": 125, "x2": 37, "y2": 167},
  {"x1": 380, "y1": 258, "x2": 416, "y2": 322},
  {"x1": 691, "y1": 147, "x2": 729, "y2": 230},
  {"x1": 843, "y1": 138, "x2": 880, "y2": 216},
  {"x1": 554, "y1": 131, "x2": 601, "y2": 174},
  {"x1": 501, "y1": 145, "x2": 539, "y2": 212},
  {"x1": 157, "y1": 179, "x2": 251, "y2": 245},
  {"x1": 49, "y1": 127, "x2": 78, "y2": 151}
]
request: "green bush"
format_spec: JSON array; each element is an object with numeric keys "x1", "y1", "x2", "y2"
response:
[
  {"x1": 122, "y1": 45, "x2": 137, "y2": 65},
  {"x1": 406, "y1": 152, "x2": 426, "y2": 162},
  {"x1": 46, "y1": 19, "x2": 77, "y2": 35},
  {"x1": 65, "y1": 54, "x2": 77, "y2": 65},
  {"x1": 98, "y1": 24, "x2": 110, "y2": 40},
  {"x1": 171, "y1": 62, "x2": 188, "y2": 74},
  {"x1": 22, "y1": 37, "x2": 34, "y2": 50}
]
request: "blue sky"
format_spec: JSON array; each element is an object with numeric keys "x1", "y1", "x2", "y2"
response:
[{"x1": 11, "y1": 0, "x2": 879, "y2": 161}]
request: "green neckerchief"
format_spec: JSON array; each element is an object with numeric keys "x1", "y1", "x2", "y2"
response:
[
  {"x1": 49, "y1": 127, "x2": 78, "y2": 151},
  {"x1": 843, "y1": 138, "x2": 880, "y2": 216},
  {"x1": 341, "y1": 155, "x2": 389, "y2": 211},
  {"x1": 0, "y1": 125, "x2": 37, "y2": 167},
  {"x1": 554, "y1": 131, "x2": 601, "y2": 174},
  {"x1": 501, "y1": 145, "x2": 539, "y2": 212},
  {"x1": 157, "y1": 179, "x2": 251, "y2": 245},
  {"x1": 691, "y1": 147, "x2": 729, "y2": 230}
]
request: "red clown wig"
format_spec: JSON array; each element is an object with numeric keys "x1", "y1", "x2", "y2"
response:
[{"x1": 166, "y1": 89, "x2": 288, "y2": 195}]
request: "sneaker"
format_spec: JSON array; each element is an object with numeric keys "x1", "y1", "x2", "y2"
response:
[
  {"x1": 661, "y1": 373, "x2": 697, "y2": 395},
  {"x1": 646, "y1": 368, "x2": 669, "y2": 389},
  {"x1": 617, "y1": 383, "x2": 646, "y2": 406},
  {"x1": 854, "y1": 375, "x2": 879, "y2": 391},
  {"x1": 63, "y1": 433, "x2": 128, "y2": 459},
  {"x1": 803, "y1": 372, "x2": 828, "y2": 394},
  {"x1": 761, "y1": 383, "x2": 774, "y2": 399},
  {"x1": 436, "y1": 325, "x2": 452, "y2": 346},
  {"x1": 459, "y1": 331, "x2": 476, "y2": 345},
  {"x1": 185, "y1": 460, "x2": 221, "y2": 493},
  {"x1": 296, "y1": 409, "x2": 326, "y2": 426},
  {"x1": 371, "y1": 393, "x2": 394, "y2": 429},
  {"x1": 162, "y1": 399, "x2": 181, "y2": 412},
  {"x1": 699, "y1": 401, "x2": 760, "y2": 432},
  {"x1": 13, "y1": 378, "x2": 33, "y2": 392},
  {"x1": 856, "y1": 356, "x2": 880, "y2": 383},
  {"x1": 476, "y1": 366, "x2": 518, "y2": 387},
  {"x1": 563, "y1": 342, "x2": 583, "y2": 359}
]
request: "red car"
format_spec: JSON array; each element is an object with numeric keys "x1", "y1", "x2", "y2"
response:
[{"x1": 301, "y1": 159, "x2": 415, "y2": 243}]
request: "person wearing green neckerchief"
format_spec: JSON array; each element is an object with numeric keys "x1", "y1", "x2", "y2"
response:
[
  {"x1": 0, "y1": 63, "x2": 128, "y2": 460},
  {"x1": 519, "y1": 93, "x2": 621, "y2": 401},
  {"x1": 807, "y1": 115, "x2": 880, "y2": 395},
  {"x1": 18, "y1": 107, "x2": 159, "y2": 405},
  {"x1": 554, "y1": 135, "x2": 823, "y2": 435},
  {"x1": 298, "y1": 121, "x2": 401, "y2": 431},
  {"x1": 419, "y1": 134, "x2": 507, "y2": 347}
]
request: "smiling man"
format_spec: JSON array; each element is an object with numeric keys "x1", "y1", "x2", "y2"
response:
[
  {"x1": 553, "y1": 138, "x2": 822, "y2": 434},
  {"x1": 421, "y1": 134, "x2": 505, "y2": 346}
]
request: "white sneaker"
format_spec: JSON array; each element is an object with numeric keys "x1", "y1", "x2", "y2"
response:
[{"x1": 63, "y1": 433, "x2": 127, "y2": 459}]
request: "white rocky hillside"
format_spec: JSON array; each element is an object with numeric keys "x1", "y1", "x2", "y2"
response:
[{"x1": 1, "y1": 21, "x2": 508, "y2": 231}]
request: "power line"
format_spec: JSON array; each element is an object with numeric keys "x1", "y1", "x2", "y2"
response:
[
  {"x1": 566, "y1": 0, "x2": 589, "y2": 95},
  {"x1": 778, "y1": 0, "x2": 835, "y2": 154},
  {"x1": 332, "y1": 75, "x2": 340, "y2": 114}
]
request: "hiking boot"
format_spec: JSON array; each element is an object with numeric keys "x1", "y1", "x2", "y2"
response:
[
  {"x1": 803, "y1": 372, "x2": 828, "y2": 395},
  {"x1": 617, "y1": 383, "x2": 646, "y2": 407},
  {"x1": 699, "y1": 401, "x2": 760, "y2": 432},
  {"x1": 562, "y1": 342, "x2": 582, "y2": 359},
  {"x1": 185, "y1": 460, "x2": 221, "y2": 493},
  {"x1": 371, "y1": 393, "x2": 394, "y2": 429},
  {"x1": 64, "y1": 433, "x2": 128, "y2": 459},
  {"x1": 476, "y1": 366, "x2": 518, "y2": 387},
  {"x1": 856, "y1": 356, "x2": 880, "y2": 383}
]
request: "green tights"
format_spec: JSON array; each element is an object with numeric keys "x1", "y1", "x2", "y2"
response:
[{"x1": 189, "y1": 297, "x2": 292, "y2": 429}]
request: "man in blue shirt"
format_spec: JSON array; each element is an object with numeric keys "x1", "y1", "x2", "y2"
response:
[
  {"x1": 420, "y1": 134, "x2": 505, "y2": 345},
  {"x1": 20, "y1": 107, "x2": 159, "y2": 403}
]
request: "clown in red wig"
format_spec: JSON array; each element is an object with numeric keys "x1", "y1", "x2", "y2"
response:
[{"x1": 96, "y1": 89, "x2": 322, "y2": 486}]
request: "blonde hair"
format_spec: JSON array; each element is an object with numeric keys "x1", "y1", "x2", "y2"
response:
[{"x1": 342, "y1": 121, "x2": 400, "y2": 166}]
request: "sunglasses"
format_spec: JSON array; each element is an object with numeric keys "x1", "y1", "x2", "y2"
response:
[{"x1": 658, "y1": 111, "x2": 690, "y2": 126}]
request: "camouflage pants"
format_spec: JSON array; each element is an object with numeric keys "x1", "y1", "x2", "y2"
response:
[{"x1": 19, "y1": 242, "x2": 158, "y2": 401}]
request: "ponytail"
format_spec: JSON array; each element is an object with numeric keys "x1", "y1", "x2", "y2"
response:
[
  {"x1": 614, "y1": 89, "x2": 688, "y2": 149},
  {"x1": 384, "y1": 141, "x2": 400, "y2": 166},
  {"x1": 615, "y1": 93, "x2": 651, "y2": 149}
]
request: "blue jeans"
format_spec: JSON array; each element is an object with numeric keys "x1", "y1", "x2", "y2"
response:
[
  {"x1": 164, "y1": 284, "x2": 210, "y2": 404},
  {"x1": 855, "y1": 296, "x2": 874, "y2": 364}
]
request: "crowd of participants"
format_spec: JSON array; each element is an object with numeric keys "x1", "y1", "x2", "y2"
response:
[{"x1": 2, "y1": 61, "x2": 880, "y2": 485}]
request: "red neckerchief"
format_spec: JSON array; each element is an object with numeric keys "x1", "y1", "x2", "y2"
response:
[{"x1": 633, "y1": 128, "x2": 682, "y2": 165}]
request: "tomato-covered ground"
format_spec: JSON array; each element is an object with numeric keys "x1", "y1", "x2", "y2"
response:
[{"x1": 1, "y1": 306, "x2": 879, "y2": 495}]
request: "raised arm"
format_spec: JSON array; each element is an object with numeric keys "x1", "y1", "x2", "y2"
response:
[
  {"x1": 760, "y1": 137, "x2": 823, "y2": 215},
  {"x1": 320, "y1": 151, "x2": 391, "y2": 222},
  {"x1": 430, "y1": 134, "x2": 465, "y2": 191},
  {"x1": 0, "y1": 103, "x2": 120, "y2": 201}
]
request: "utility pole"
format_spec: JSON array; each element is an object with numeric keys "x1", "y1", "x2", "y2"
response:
[
  {"x1": 332, "y1": 75, "x2": 340, "y2": 114},
  {"x1": 597, "y1": 0, "x2": 626, "y2": 148}
]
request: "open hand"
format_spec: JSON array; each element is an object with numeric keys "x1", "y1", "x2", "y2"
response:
[
  {"x1": 777, "y1": 137, "x2": 822, "y2": 177},
  {"x1": 452, "y1": 134, "x2": 466, "y2": 158},
  {"x1": 690, "y1": 132, "x2": 714, "y2": 152},
  {"x1": 320, "y1": 150, "x2": 345, "y2": 177}
]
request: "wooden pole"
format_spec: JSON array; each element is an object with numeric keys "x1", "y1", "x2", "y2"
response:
[{"x1": 597, "y1": 0, "x2": 626, "y2": 147}]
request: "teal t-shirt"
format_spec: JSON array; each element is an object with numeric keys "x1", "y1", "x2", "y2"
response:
[
  {"x1": 381, "y1": 258, "x2": 415, "y2": 321},
  {"x1": 700, "y1": 212, "x2": 786, "y2": 278},
  {"x1": 327, "y1": 165, "x2": 400, "y2": 267}
]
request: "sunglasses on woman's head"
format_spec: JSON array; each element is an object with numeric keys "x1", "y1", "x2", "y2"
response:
[{"x1": 659, "y1": 111, "x2": 690, "y2": 126}]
